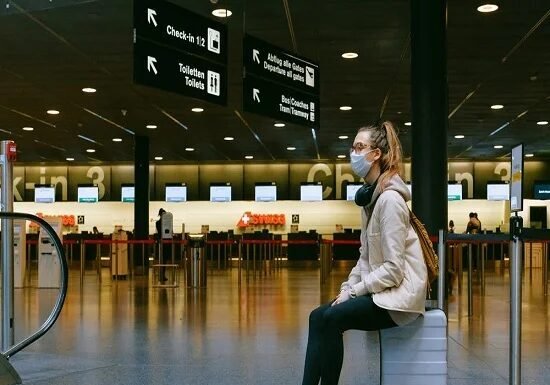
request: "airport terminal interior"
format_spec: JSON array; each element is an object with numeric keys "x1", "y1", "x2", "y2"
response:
[{"x1": 2, "y1": 0, "x2": 550, "y2": 384}]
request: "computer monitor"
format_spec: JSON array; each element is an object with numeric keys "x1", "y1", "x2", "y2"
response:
[
  {"x1": 165, "y1": 183, "x2": 187, "y2": 202},
  {"x1": 121, "y1": 184, "x2": 135, "y2": 203},
  {"x1": 255, "y1": 182, "x2": 277, "y2": 202},
  {"x1": 77, "y1": 184, "x2": 99, "y2": 203},
  {"x1": 534, "y1": 181, "x2": 550, "y2": 200},
  {"x1": 487, "y1": 182, "x2": 510, "y2": 201},
  {"x1": 300, "y1": 182, "x2": 323, "y2": 201},
  {"x1": 210, "y1": 183, "x2": 231, "y2": 202},
  {"x1": 345, "y1": 183, "x2": 363, "y2": 201},
  {"x1": 447, "y1": 183, "x2": 462, "y2": 201},
  {"x1": 34, "y1": 184, "x2": 55, "y2": 203}
]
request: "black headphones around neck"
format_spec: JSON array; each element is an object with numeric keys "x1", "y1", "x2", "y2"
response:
[{"x1": 354, "y1": 182, "x2": 377, "y2": 207}]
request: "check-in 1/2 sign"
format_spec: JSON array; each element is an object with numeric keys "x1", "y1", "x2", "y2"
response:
[
  {"x1": 243, "y1": 34, "x2": 320, "y2": 128},
  {"x1": 133, "y1": 0, "x2": 227, "y2": 105}
]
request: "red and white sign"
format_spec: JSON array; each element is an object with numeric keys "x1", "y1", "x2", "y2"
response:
[{"x1": 236, "y1": 211, "x2": 285, "y2": 228}]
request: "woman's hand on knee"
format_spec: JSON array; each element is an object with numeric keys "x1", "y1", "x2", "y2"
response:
[{"x1": 332, "y1": 288, "x2": 355, "y2": 306}]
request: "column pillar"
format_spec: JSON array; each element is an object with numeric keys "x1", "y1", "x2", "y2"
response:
[{"x1": 134, "y1": 135, "x2": 149, "y2": 271}]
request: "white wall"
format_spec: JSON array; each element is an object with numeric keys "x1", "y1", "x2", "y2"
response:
[{"x1": 14, "y1": 199, "x2": 549, "y2": 236}]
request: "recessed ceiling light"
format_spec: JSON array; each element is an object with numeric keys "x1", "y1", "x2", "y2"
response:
[
  {"x1": 341, "y1": 52, "x2": 358, "y2": 59},
  {"x1": 404, "y1": 122, "x2": 412, "y2": 126},
  {"x1": 286, "y1": 146, "x2": 296, "y2": 151},
  {"x1": 337, "y1": 155, "x2": 346, "y2": 159},
  {"x1": 22, "y1": 126, "x2": 34, "y2": 131},
  {"x1": 185, "y1": 147, "x2": 195, "y2": 152},
  {"x1": 338, "y1": 135, "x2": 349, "y2": 140},
  {"x1": 212, "y1": 8, "x2": 232, "y2": 17},
  {"x1": 339, "y1": 106, "x2": 352, "y2": 111},
  {"x1": 274, "y1": 123, "x2": 285, "y2": 127},
  {"x1": 537, "y1": 121, "x2": 548, "y2": 125},
  {"x1": 112, "y1": 138, "x2": 122, "y2": 142},
  {"x1": 66, "y1": 157, "x2": 74, "y2": 161},
  {"x1": 525, "y1": 153, "x2": 534, "y2": 158},
  {"x1": 454, "y1": 134, "x2": 465, "y2": 139},
  {"x1": 146, "y1": 124, "x2": 157, "y2": 129},
  {"x1": 477, "y1": 4, "x2": 498, "y2": 13},
  {"x1": 86, "y1": 148, "x2": 96, "y2": 153},
  {"x1": 154, "y1": 156, "x2": 163, "y2": 161},
  {"x1": 224, "y1": 136, "x2": 234, "y2": 141},
  {"x1": 245, "y1": 155, "x2": 253, "y2": 160},
  {"x1": 191, "y1": 107, "x2": 204, "y2": 112},
  {"x1": 494, "y1": 145, "x2": 503, "y2": 149},
  {"x1": 47, "y1": 109, "x2": 60, "y2": 115},
  {"x1": 82, "y1": 87, "x2": 96, "y2": 93},
  {"x1": 491, "y1": 104, "x2": 504, "y2": 110}
]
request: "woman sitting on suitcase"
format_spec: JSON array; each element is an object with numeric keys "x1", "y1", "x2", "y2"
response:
[{"x1": 301, "y1": 121, "x2": 428, "y2": 385}]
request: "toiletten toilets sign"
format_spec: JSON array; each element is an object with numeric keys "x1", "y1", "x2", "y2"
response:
[
  {"x1": 243, "y1": 34, "x2": 320, "y2": 128},
  {"x1": 133, "y1": 0, "x2": 227, "y2": 105}
]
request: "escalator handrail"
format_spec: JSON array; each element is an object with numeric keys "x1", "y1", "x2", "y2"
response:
[{"x1": 0, "y1": 212, "x2": 68, "y2": 358}]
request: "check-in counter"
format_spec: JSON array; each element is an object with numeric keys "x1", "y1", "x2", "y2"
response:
[
  {"x1": 287, "y1": 231, "x2": 319, "y2": 261},
  {"x1": 333, "y1": 230, "x2": 360, "y2": 260}
]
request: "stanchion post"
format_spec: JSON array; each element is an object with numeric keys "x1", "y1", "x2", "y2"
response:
[
  {"x1": 509, "y1": 214, "x2": 523, "y2": 385},
  {"x1": 468, "y1": 243, "x2": 473, "y2": 317},
  {"x1": 437, "y1": 229, "x2": 445, "y2": 312}
]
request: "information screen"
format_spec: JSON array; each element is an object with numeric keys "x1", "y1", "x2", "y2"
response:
[
  {"x1": 165, "y1": 184, "x2": 187, "y2": 202},
  {"x1": 346, "y1": 183, "x2": 363, "y2": 201},
  {"x1": 210, "y1": 184, "x2": 231, "y2": 202},
  {"x1": 78, "y1": 185, "x2": 99, "y2": 203},
  {"x1": 300, "y1": 183, "x2": 323, "y2": 201},
  {"x1": 534, "y1": 182, "x2": 550, "y2": 200},
  {"x1": 255, "y1": 183, "x2": 277, "y2": 202},
  {"x1": 121, "y1": 185, "x2": 135, "y2": 203},
  {"x1": 487, "y1": 183, "x2": 510, "y2": 201},
  {"x1": 34, "y1": 185, "x2": 55, "y2": 203},
  {"x1": 447, "y1": 184, "x2": 462, "y2": 201}
]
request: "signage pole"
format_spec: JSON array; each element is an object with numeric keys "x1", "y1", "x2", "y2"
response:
[
  {"x1": 509, "y1": 214, "x2": 522, "y2": 385},
  {"x1": 0, "y1": 140, "x2": 15, "y2": 350}
]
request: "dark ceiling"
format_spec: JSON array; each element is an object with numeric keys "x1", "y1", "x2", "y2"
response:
[{"x1": 0, "y1": 0, "x2": 549, "y2": 163}]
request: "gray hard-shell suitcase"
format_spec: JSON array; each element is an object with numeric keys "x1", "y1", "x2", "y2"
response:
[{"x1": 379, "y1": 308, "x2": 447, "y2": 385}]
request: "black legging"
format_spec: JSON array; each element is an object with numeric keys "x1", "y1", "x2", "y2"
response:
[{"x1": 302, "y1": 295, "x2": 397, "y2": 385}]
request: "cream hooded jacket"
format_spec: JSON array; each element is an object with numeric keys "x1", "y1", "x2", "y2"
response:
[{"x1": 340, "y1": 175, "x2": 428, "y2": 323}]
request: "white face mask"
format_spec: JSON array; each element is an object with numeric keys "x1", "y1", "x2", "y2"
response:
[{"x1": 350, "y1": 149, "x2": 375, "y2": 178}]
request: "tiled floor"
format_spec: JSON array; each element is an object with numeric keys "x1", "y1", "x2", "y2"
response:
[{"x1": 9, "y1": 260, "x2": 550, "y2": 384}]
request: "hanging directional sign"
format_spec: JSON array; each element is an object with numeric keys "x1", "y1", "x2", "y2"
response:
[
  {"x1": 243, "y1": 34, "x2": 320, "y2": 128},
  {"x1": 243, "y1": 75, "x2": 319, "y2": 127},
  {"x1": 134, "y1": 38, "x2": 226, "y2": 104},
  {"x1": 133, "y1": 0, "x2": 227, "y2": 105}
]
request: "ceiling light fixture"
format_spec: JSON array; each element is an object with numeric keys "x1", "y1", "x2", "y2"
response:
[
  {"x1": 339, "y1": 106, "x2": 352, "y2": 111},
  {"x1": 286, "y1": 146, "x2": 296, "y2": 151},
  {"x1": 191, "y1": 107, "x2": 204, "y2": 112},
  {"x1": 341, "y1": 52, "x2": 358, "y2": 59},
  {"x1": 47, "y1": 109, "x2": 60, "y2": 115},
  {"x1": 338, "y1": 135, "x2": 349, "y2": 140},
  {"x1": 224, "y1": 136, "x2": 234, "y2": 141},
  {"x1": 454, "y1": 134, "x2": 465, "y2": 139},
  {"x1": 82, "y1": 87, "x2": 96, "y2": 93},
  {"x1": 112, "y1": 138, "x2": 122, "y2": 142},
  {"x1": 525, "y1": 153, "x2": 534, "y2": 158},
  {"x1": 337, "y1": 155, "x2": 346, "y2": 159},
  {"x1": 477, "y1": 4, "x2": 499, "y2": 13},
  {"x1": 274, "y1": 123, "x2": 285, "y2": 127},
  {"x1": 86, "y1": 148, "x2": 96, "y2": 153},
  {"x1": 491, "y1": 104, "x2": 504, "y2": 110},
  {"x1": 494, "y1": 145, "x2": 503, "y2": 149},
  {"x1": 66, "y1": 157, "x2": 74, "y2": 161},
  {"x1": 185, "y1": 147, "x2": 195, "y2": 152},
  {"x1": 245, "y1": 155, "x2": 253, "y2": 160},
  {"x1": 404, "y1": 122, "x2": 412, "y2": 126},
  {"x1": 146, "y1": 124, "x2": 157, "y2": 129},
  {"x1": 536, "y1": 121, "x2": 548, "y2": 125},
  {"x1": 154, "y1": 156, "x2": 163, "y2": 161},
  {"x1": 22, "y1": 126, "x2": 34, "y2": 131},
  {"x1": 212, "y1": 8, "x2": 232, "y2": 17}
]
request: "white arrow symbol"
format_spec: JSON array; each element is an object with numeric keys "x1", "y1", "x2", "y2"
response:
[
  {"x1": 253, "y1": 88, "x2": 260, "y2": 102},
  {"x1": 252, "y1": 49, "x2": 260, "y2": 64},
  {"x1": 147, "y1": 8, "x2": 157, "y2": 27},
  {"x1": 147, "y1": 56, "x2": 158, "y2": 75}
]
